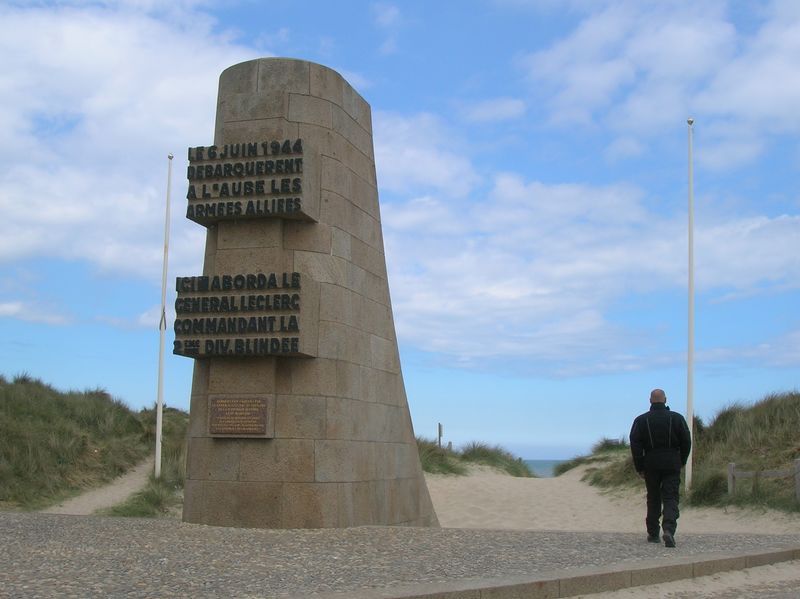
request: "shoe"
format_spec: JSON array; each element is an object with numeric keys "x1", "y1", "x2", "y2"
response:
[
  {"x1": 647, "y1": 534, "x2": 660, "y2": 543},
  {"x1": 662, "y1": 533, "x2": 676, "y2": 548}
]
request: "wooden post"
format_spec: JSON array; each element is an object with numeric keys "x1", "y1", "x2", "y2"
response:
[
  {"x1": 794, "y1": 459, "x2": 800, "y2": 502},
  {"x1": 727, "y1": 462, "x2": 736, "y2": 496},
  {"x1": 753, "y1": 470, "x2": 760, "y2": 496},
  {"x1": 437, "y1": 423, "x2": 443, "y2": 449}
]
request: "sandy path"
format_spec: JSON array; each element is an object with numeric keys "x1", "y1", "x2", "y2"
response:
[
  {"x1": 425, "y1": 465, "x2": 800, "y2": 534},
  {"x1": 41, "y1": 457, "x2": 153, "y2": 515},
  {"x1": 426, "y1": 466, "x2": 800, "y2": 597}
]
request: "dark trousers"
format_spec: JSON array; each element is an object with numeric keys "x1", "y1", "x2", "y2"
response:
[{"x1": 644, "y1": 469, "x2": 681, "y2": 536}]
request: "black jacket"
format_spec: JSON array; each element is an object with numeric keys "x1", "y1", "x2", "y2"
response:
[{"x1": 630, "y1": 403, "x2": 691, "y2": 472}]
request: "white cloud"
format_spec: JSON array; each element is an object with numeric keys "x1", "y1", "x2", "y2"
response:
[
  {"x1": 374, "y1": 112, "x2": 480, "y2": 197},
  {"x1": 376, "y1": 108, "x2": 800, "y2": 376},
  {"x1": 524, "y1": 1, "x2": 735, "y2": 129},
  {"x1": 336, "y1": 68, "x2": 372, "y2": 91},
  {"x1": 3, "y1": 0, "x2": 797, "y2": 381},
  {"x1": 695, "y1": 11, "x2": 800, "y2": 133},
  {"x1": 0, "y1": 303, "x2": 23, "y2": 317},
  {"x1": 521, "y1": 1, "x2": 800, "y2": 168},
  {"x1": 690, "y1": 118, "x2": 766, "y2": 170},
  {"x1": 0, "y1": 301, "x2": 70, "y2": 325},
  {"x1": 697, "y1": 326, "x2": 800, "y2": 369},
  {"x1": 696, "y1": 214, "x2": 800, "y2": 289},
  {"x1": 0, "y1": 2, "x2": 251, "y2": 282},
  {"x1": 461, "y1": 98, "x2": 526, "y2": 123},
  {"x1": 373, "y1": 3, "x2": 401, "y2": 27},
  {"x1": 383, "y1": 168, "x2": 799, "y2": 373},
  {"x1": 96, "y1": 302, "x2": 175, "y2": 329},
  {"x1": 372, "y1": 3, "x2": 401, "y2": 54}
]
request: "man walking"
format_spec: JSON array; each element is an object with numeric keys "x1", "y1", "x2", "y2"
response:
[{"x1": 630, "y1": 389, "x2": 692, "y2": 548}]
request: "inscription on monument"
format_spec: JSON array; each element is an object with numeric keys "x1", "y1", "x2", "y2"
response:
[
  {"x1": 209, "y1": 396, "x2": 269, "y2": 437},
  {"x1": 173, "y1": 271, "x2": 309, "y2": 358},
  {"x1": 185, "y1": 139, "x2": 313, "y2": 224}
]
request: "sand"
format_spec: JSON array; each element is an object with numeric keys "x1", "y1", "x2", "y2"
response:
[
  {"x1": 425, "y1": 465, "x2": 800, "y2": 597},
  {"x1": 425, "y1": 464, "x2": 800, "y2": 535},
  {"x1": 41, "y1": 457, "x2": 153, "y2": 515},
  {"x1": 43, "y1": 455, "x2": 800, "y2": 535}
]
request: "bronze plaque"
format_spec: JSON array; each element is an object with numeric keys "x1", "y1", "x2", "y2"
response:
[{"x1": 209, "y1": 396, "x2": 268, "y2": 436}]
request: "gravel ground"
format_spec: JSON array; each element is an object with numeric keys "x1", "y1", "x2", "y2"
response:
[{"x1": 1, "y1": 512, "x2": 799, "y2": 598}]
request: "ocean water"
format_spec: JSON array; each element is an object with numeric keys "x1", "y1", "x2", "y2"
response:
[{"x1": 524, "y1": 459, "x2": 567, "y2": 478}]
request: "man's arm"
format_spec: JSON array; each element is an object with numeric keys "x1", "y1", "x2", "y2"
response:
[
  {"x1": 630, "y1": 417, "x2": 645, "y2": 472},
  {"x1": 678, "y1": 414, "x2": 692, "y2": 466}
]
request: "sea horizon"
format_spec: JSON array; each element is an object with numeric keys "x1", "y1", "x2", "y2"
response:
[{"x1": 523, "y1": 459, "x2": 567, "y2": 478}]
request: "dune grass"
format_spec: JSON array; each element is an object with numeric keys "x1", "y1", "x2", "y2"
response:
[
  {"x1": 0, "y1": 374, "x2": 189, "y2": 514},
  {"x1": 103, "y1": 406, "x2": 188, "y2": 517},
  {"x1": 688, "y1": 391, "x2": 800, "y2": 511},
  {"x1": 565, "y1": 391, "x2": 800, "y2": 512},
  {"x1": 417, "y1": 438, "x2": 533, "y2": 477},
  {"x1": 553, "y1": 436, "x2": 630, "y2": 478},
  {"x1": 460, "y1": 441, "x2": 534, "y2": 477},
  {"x1": 416, "y1": 437, "x2": 468, "y2": 475},
  {"x1": 0, "y1": 374, "x2": 151, "y2": 510},
  {"x1": 579, "y1": 436, "x2": 638, "y2": 487}
]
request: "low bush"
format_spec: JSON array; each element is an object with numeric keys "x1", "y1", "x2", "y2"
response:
[{"x1": 686, "y1": 469, "x2": 727, "y2": 506}]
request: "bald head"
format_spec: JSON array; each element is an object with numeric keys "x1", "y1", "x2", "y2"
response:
[{"x1": 650, "y1": 389, "x2": 667, "y2": 404}]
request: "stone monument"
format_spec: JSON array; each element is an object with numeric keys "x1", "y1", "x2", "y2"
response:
[{"x1": 177, "y1": 58, "x2": 438, "y2": 528}]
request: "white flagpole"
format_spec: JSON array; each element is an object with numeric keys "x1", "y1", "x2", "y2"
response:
[
  {"x1": 155, "y1": 153, "x2": 174, "y2": 479},
  {"x1": 686, "y1": 118, "x2": 695, "y2": 491}
]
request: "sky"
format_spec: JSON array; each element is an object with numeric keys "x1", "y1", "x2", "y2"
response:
[{"x1": 1, "y1": 0, "x2": 798, "y2": 459}]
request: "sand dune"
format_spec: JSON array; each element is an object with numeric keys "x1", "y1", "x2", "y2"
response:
[{"x1": 425, "y1": 464, "x2": 800, "y2": 535}]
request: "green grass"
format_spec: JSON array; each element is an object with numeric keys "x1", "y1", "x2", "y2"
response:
[
  {"x1": 0, "y1": 374, "x2": 188, "y2": 513},
  {"x1": 417, "y1": 437, "x2": 468, "y2": 475},
  {"x1": 104, "y1": 406, "x2": 188, "y2": 517},
  {"x1": 460, "y1": 441, "x2": 534, "y2": 477},
  {"x1": 0, "y1": 375, "x2": 151, "y2": 509},
  {"x1": 102, "y1": 475, "x2": 182, "y2": 517},
  {"x1": 687, "y1": 391, "x2": 800, "y2": 511},
  {"x1": 553, "y1": 437, "x2": 630, "y2": 477},
  {"x1": 417, "y1": 438, "x2": 533, "y2": 477},
  {"x1": 567, "y1": 392, "x2": 800, "y2": 512}
]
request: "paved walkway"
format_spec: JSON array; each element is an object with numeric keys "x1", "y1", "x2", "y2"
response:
[{"x1": 1, "y1": 512, "x2": 798, "y2": 598}]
